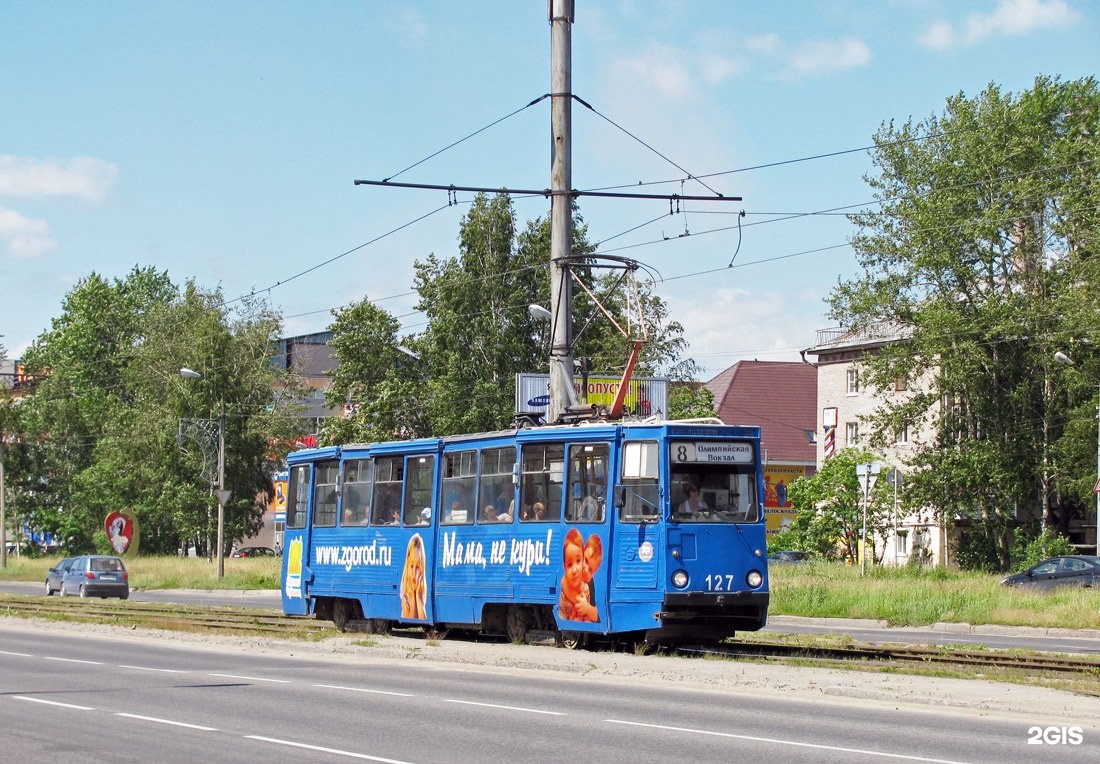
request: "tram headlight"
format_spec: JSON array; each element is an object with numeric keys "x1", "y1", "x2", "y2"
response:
[
  {"x1": 746, "y1": 570, "x2": 763, "y2": 588},
  {"x1": 671, "y1": 569, "x2": 689, "y2": 589}
]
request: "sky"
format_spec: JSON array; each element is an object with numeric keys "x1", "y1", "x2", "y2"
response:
[{"x1": 2, "y1": 0, "x2": 1097, "y2": 380}]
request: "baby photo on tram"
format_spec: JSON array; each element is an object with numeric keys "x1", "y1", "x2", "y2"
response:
[
  {"x1": 400, "y1": 533, "x2": 427, "y2": 620},
  {"x1": 558, "y1": 528, "x2": 603, "y2": 622}
]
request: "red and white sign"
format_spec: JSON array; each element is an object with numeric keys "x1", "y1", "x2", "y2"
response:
[
  {"x1": 823, "y1": 426, "x2": 836, "y2": 458},
  {"x1": 104, "y1": 511, "x2": 134, "y2": 555}
]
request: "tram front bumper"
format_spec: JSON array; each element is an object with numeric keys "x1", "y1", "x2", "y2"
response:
[{"x1": 658, "y1": 590, "x2": 769, "y2": 632}]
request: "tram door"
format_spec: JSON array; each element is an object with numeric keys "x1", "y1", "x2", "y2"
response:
[
  {"x1": 557, "y1": 442, "x2": 613, "y2": 631},
  {"x1": 395, "y1": 453, "x2": 437, "y2": 624},
  {"x1": 281, "y1": 461, "x2": 315, "y2": 615}
]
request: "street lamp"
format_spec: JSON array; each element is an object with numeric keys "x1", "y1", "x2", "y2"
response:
[
  {"x1": 179, "y1": 368, "x2": 229, "y2": 578},
  {"x1": 1053, "y1": 351, "x2": 1100, "y2": 555}
]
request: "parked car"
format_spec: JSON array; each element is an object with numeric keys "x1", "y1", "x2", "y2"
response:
[
  {"x1": 231, "y1": 546, "x2": 276, "y2": 558},
  {"x1": 1000, "y1": 555, "x2": 1100, "y2": 591},
  {"x1": 58, "y1": 555, "x2": 129, "y2": 599},
  {"x1": 770, "y1": 550, "x2": 810, "y2": 564},
  {"x1": 45, "y1": 557, "x2": 76, "y2": 595}
]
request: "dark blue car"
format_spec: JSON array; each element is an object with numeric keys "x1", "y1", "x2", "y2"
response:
[{"x1": 1001, "y1": 555, "x2": 1100, "y2": 591}]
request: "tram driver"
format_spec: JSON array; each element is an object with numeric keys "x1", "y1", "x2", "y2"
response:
[{"x1": 679, "y1": 483, "x2": 708, "y2": 515}]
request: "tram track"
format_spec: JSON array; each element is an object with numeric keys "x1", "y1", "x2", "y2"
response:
[
  {"x1": 3, "y1": 592, "x2": 1098, "y2": 682},
  {"x1": 679, "y1": 639, "x2": 1100, "y2": 679}
]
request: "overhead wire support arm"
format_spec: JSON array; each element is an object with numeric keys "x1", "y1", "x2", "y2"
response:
[{"x1": 353, "y1": 178, "x2": 740, "y2": 203}]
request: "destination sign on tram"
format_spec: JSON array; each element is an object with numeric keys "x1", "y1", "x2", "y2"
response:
[{"x1": 671, "y1": 441, "x2": 754, "y2": 464}]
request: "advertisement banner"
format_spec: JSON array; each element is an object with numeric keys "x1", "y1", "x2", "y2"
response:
[{"x1": 763, "y1": 465, "x2": 804, "y2": 535}]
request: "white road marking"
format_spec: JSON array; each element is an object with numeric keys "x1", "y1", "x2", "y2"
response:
[
  {"x1": 246, "y1": 735, "x2": 414, "y2": 763},
  {"x1": 606, "y1": 719, "x2": 975, "y2": 764},
  {"x1": 44, "y1": 656, "x2": 103, "y2": 665},
  {"x1": 115, "y1": 712, "x2": 219, "y2": 731},
  {"x1": 207, "y1": 672, "x2": 291, "y2": 683},
  {"x1": 12, "y1": 696, "x2": 94, "y2": 711},
  {"x1": 0, "y1": 650, "x2": 34, "y2": 657},
  {"x1": 443, "y1": 698, "x2": 565, "y2": 715},
  {"x1": 313, "y1": 684, "x2": 415, "y2": 697},
  {"x1": 119, "y1": 664, "x2": 187, "y2": 673}
]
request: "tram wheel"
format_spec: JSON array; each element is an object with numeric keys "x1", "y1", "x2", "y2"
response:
[
  {"x1": 558, "y1": 631, "x2": 589, "y2": 650},
  {"x1": 331, "y1": 599, "x2": 350, "y2": 632},
  {"x1": 506, "y1": 606, "x2": 529, "y2": 643},
  {"x1": 362, "y1": 618, "x2": 390, "y2": 635}
]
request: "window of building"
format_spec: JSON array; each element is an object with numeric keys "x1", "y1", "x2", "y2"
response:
[
  {"x1": 895, "y1": 424, "x2": 909, "y2": 445},
  {"x1": 846, "y1": 368, "x2": 859, "y2": 395},
  {"x1": 845, "y1": 421, "x2": 859, "y2": 446}
]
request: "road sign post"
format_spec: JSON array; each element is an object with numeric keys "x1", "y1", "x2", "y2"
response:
[{"x1": 856, "y1": 462, "x2": 882, "y2": 576}]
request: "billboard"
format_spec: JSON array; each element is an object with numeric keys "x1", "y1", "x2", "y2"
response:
[
  {"x1": 516, "y1": 373, "x2": 668, "y2": 419},
  {"x1": 763, "y1": 465, "x2": 806, "y2": 535}
]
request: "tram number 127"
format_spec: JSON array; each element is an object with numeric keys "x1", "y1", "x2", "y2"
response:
[{"x1": 705, "y1": 574, "x2": 737, "y2": 591}]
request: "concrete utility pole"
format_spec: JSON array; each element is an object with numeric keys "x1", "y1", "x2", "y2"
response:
[{"x1": 547, "y1": 0, "x2": 580, "y2": 423}]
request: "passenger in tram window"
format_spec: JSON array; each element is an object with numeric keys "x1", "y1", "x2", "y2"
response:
[
  {"x1": 497, "y1": 500, "x2": 514, "y2": 523},
  {"x1": 480, "y1": 504, "x2": 499, "y2": 523}
]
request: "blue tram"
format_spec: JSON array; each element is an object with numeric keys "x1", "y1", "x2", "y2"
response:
[{"x1": 280, "y1": 420, "x2": 769, "y2": 646}]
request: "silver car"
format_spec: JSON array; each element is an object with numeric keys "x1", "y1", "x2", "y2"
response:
[{"x1": 59, "y1": 555, "x2": 130, "y2": 599}]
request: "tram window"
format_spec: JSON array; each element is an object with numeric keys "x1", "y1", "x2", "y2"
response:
[
  {"x1": 669, "y1": 440, "x2": 759, "y2": 524},
  {"x1": 404, "y1": 455, "x2": 436, "y2": 526},
  {"x1": 342, "y1": 459, "x2": 372, "y2": 526},
  {"x1": 478, "y1": 447, "x2": 516, "y2": 523},
  {"x1": 313, "y1": 461, "x2": 339, "y2": 527},
  {"x1": 619, "y1": 441, "x2": 659, "y2": 523},
  {"x1": 520, "y1": 443, "x2": 563, "y2": 522},
  {"x1": 372, "y1": 457, "x2": 404, "y2": 525},
  {"x1": 622, "y1": 441, "x2": 659, "y2": 479},
  {"x1": 567, "y1": 443, "x2": 608, "y2": 523},
  {"x1": 442, "y1": 450, "x2": 477, "y2": 525},
  {"x1": 286, "y1": 465, "x2": 310, "y2": 529}
]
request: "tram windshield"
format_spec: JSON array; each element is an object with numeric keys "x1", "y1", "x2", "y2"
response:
[{"x1": 668, "y1": 440, "x2": 759, "y2": 524}]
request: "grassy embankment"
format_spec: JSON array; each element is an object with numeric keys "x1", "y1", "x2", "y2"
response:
[{"x1": 1, "y1": 555, "x2": 1098, "y2": 630}]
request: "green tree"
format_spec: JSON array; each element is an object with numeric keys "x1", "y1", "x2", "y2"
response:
[
  {"x1": 829, "y1": 76, "x2": 1100, "y2": 570},
  {"x1": 15, "y1": 269, "x2": 302, "y2": 555},
  {"x1": 785, "y1": 449, "x2": 895, "y2": 564},
  {"x1": 326, "y1": 193, "x2": 700, "y2": 440}
]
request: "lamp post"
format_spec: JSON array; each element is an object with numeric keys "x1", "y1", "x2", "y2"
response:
[
  {"x1": 1053, "y1": 352, "x2": 1100, "y2": 555},
  {"x1": 180, "y1": 368, "x2": 229, "y2": 578}
]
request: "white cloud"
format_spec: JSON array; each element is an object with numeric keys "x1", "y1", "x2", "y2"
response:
[
  {"x1": 787, "y1": 37, "x2": 873, "y2": 77},
  {"x1": 0, "y1": 205, "x2": 56, "y2": 258},
  {"x1": 0, "y1": 155, "x2": 117, "y2": 202},
  {"x1": 389, "y1": 7, "x2": 428, "y2": 48},
  {"x1": 918, "y1": 0, "x2": 1080, "y2": 50},
  {"x1": 611, "y1": 44, "x2": 700, "y2": 102}
]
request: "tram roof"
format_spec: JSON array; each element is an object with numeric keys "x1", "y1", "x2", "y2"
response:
[{"x1": 286, "y1": 419, "x2": 760, "y2": 463}]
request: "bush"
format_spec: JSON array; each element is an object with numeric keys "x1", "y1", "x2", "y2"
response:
[{"x1": 1012, "y1": 528, "x2": 1076, "y2": 570}]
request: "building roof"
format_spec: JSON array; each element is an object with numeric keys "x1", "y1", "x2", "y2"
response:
[{"x1": 705, "y1": 360, "x2": 816, "y2": 465}]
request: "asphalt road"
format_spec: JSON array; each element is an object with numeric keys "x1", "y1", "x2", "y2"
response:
[{"x1": 3, "y1": 619, "x2": 1096, "y2": 763}]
